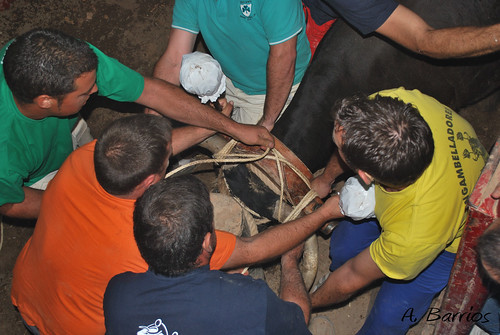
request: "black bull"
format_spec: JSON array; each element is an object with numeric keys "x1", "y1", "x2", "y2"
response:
[{"x1": 222, "y1": 0, "x2": 500, "y2": 220}]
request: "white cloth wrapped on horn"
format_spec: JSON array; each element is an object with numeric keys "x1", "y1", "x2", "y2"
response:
[{"x1": 180, "y1": 51, "x2": 226, "y2": 103}]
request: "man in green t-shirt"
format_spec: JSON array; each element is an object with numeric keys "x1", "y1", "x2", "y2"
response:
[{"x1": 0, "y1": 28, "x2": 274, "y2": 220}]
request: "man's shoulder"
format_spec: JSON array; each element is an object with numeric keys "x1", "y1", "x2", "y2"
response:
[
  {"x1": 190, "y1": 269, "x2": 271, "y2": 301},
  {"x1": 61, "y1": 140, "x2": 96, "y2": 166},
  {"x1": 107, "y1": 271, "x2": 141, "y2": 289},
  {"x1": 312, "y1": 0, "x2": 398, "y2": 34},
  {"x1": 217, "y1": 270, "x2": 267, "y2": 288},
  {"x1": 0, "y1": 81, "x2": 19, "y2": 128}
]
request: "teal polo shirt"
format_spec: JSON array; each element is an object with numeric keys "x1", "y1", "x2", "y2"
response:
[{"x1": 172, "y1": 0, "x2": 311, "y2": 95}]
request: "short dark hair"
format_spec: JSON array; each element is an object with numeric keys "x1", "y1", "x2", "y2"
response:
[
  {"x1": 94, "y1": 114, "x2": 172, "y2": 195},
  {"x1": 333, "y1": 94, "x2": 434, "y2": 188},
  {"x1": 133, "y1": 175, "x2": 214, "y2": 277},
  {"x1": 477, "y1": 223, "x2": 500, "y2": 283},
  {"x1": 3, "y1": 28, "x2": 97, "y2": 103}
]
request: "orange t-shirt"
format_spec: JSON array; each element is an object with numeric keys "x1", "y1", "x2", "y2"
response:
[{"x1": 11, "y1": 141, "x2": 236, "y2": 335}]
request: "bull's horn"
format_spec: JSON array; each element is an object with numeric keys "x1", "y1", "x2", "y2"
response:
[{"x1": 199, "y1": 134, "x2": 229, "y2": 155}]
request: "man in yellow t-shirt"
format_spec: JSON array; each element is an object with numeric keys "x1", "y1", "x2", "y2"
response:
[{"x1": 310, "y1": 87, "x2": 487, "y2": 334}]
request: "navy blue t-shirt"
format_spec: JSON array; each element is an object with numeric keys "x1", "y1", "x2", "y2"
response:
[
  {"x1": 104, "y1": 266, "x2": 311, "y2": 334},
  {"x1": 303, "y1": 0, "x2": 398, "y2": 35}
]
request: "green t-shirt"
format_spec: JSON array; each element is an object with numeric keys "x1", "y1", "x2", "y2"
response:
[
  {"x1": 172, "y1": 0, "x2": 311, "y2": 95},
  {"x1": 0, "y1": 41, "x2": 144, "y2": 206},
  {"x1": 369, "y1": 88, "x2": 487, "y2": 280}
]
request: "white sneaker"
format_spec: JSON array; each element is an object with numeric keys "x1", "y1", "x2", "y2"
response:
[{"x1": 469, "y1": 324, "x2": 490, "y2": 335}]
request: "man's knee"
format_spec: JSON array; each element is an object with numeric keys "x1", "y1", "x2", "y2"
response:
[
  {"x1": 329, "y1": 219, "x2": 379, "y2": 271},
  {"x1": 72, "y1": 118, "x2": 93, "y2": 149}
]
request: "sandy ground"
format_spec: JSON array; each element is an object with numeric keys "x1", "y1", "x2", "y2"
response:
[{"x1": 0, "y1": 1, "x2": 499, "y2": 334}]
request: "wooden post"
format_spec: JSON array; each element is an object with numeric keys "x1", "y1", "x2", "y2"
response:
[{"x1": 433, "y1": 138, "x2": 499, "y2": 334}]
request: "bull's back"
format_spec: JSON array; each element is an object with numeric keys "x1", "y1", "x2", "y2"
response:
[{"x1": 273, "y1": 0, "x2": 500, "y2": 172}]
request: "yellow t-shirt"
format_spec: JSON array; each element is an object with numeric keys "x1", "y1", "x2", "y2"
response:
[{"x1": 369, "y1": 88, "x2": 487, "y2": 280}]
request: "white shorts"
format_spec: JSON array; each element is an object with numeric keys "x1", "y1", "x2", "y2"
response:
[
  {"x1": 30, "y1": 118, "x2": 93, "y2": 191},
  {"x1": 226, "y1": 78, "x2": 300, "y2": 125}
]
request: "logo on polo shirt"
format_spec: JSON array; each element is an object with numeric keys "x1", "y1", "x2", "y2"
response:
[{"x1": 240, "y1": 1, "x2": 254, "y2": 19}]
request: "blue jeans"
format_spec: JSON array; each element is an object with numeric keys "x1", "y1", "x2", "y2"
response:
[{"x1": 329, "y1": 219, "x2": 456, "y2": 335}]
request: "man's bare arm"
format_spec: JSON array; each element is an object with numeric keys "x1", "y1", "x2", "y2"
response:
[
  {"x1": 136, "y1": 77, "x2": 274, "y2": 148},
  {"x1": 0, "y1": 187, "x2": 44, "y2": 219},
  {"x1": 259, "y1": 36, "x2": 297, "y2": 131},
  {"x1": 221, "y1": 195, "x2": 342, "y2": 270},
  {"x1": 311, "y1": 247, "x2": 385, "y2": 308},
  {"x1": 144, "y1": 29, "x2": 198, "y2": 116},
  {"x1": 153, "y1": 28, "x2": 197, "y2": 85},
  {"x1": 377, "y1": 5, "x2": 500, "y2": 58},
  {"x1": 311, "y1": 149, "x2": 350, "y2": 198},
  {"x1": 280, "y1": 244, "x2": 311, "y2": 324},
  {"x1": 170, "y1": 99, "x2": 233, "y2": 155}
]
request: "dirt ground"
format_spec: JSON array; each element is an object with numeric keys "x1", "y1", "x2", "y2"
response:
[{"x1": 0, "y1": 1, "x2": 499, "y2": 334}]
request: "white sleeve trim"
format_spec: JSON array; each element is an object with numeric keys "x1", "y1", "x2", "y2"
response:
[
  {"x1": 171, "y1": 25, "x2": 199, "y2": 35},
  {"x1": 269, "y1": 27, "x2": 303, "y2": 45}
]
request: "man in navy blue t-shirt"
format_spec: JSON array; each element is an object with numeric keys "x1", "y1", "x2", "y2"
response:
[
  {"x1": 303, "y1": 0, "x2": 500, "y2": 59},
  {"x1": 103, "y1": 176, "x2": 312, "y2": 334}
]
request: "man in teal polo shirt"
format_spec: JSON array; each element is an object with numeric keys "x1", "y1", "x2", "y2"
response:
[
  {"x1": 152, "y1": 0, "x2": 311, "y2": 131},
  {"x1": 0, "y1": 28, "x2": 274, "y2": 220}
]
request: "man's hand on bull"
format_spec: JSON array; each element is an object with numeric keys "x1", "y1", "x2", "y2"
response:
[
  {"x1": 144, "y1": 96, "x2": 274, "y2": 148},
  {"x1": 311, "y1": 151, "x2": 350, "y2": 198},
  {"x1": 212, "y1": 99, "x2": 274, "y2": 148},
  {"x1": 216, "y1": 98, "x2": 232, "y2": 118},
  {"x1": 232, "y1": 123, "x2": 275, "y2": 149},
  {"x1": 318, "y1": 193, "x2": 343, "y2": 220},
  {"x1": 311, "y1": 173, "x2": 336, "y2": 199}
]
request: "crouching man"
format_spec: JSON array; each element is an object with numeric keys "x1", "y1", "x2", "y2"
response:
[
  {"x1": 104, "y1": 175, "x2": 312, "y2": 334},
  {"x1": 311, "y1": 88, "x2": 487, "y2": 334}
]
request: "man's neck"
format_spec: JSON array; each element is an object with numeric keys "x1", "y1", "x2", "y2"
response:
[
  {"x1": 113, "y1": 188, "x2": 143, "y2": 200},
  {"x1": 381, "y1": 184, "x2": 407, "y2": 192},
  {"x1": 195, "y1": 250, "x2": 211, "y2": 268},
  {"x1": 14, "y1": 96, "x2": 49, "y2": 120}
]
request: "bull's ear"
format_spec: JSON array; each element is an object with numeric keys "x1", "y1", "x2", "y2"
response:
[{"x1": 357, "y1": 170, "x2": 374, "y2": 186}]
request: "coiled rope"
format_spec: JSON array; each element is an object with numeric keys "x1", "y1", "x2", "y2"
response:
[{"x1": 165, "y1": 139, "x2": 318, "y2": 223}]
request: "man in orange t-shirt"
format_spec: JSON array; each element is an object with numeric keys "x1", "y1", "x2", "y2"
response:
[{"x1": 12, "y1": 114, "x2": 340, "y2": 334}]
